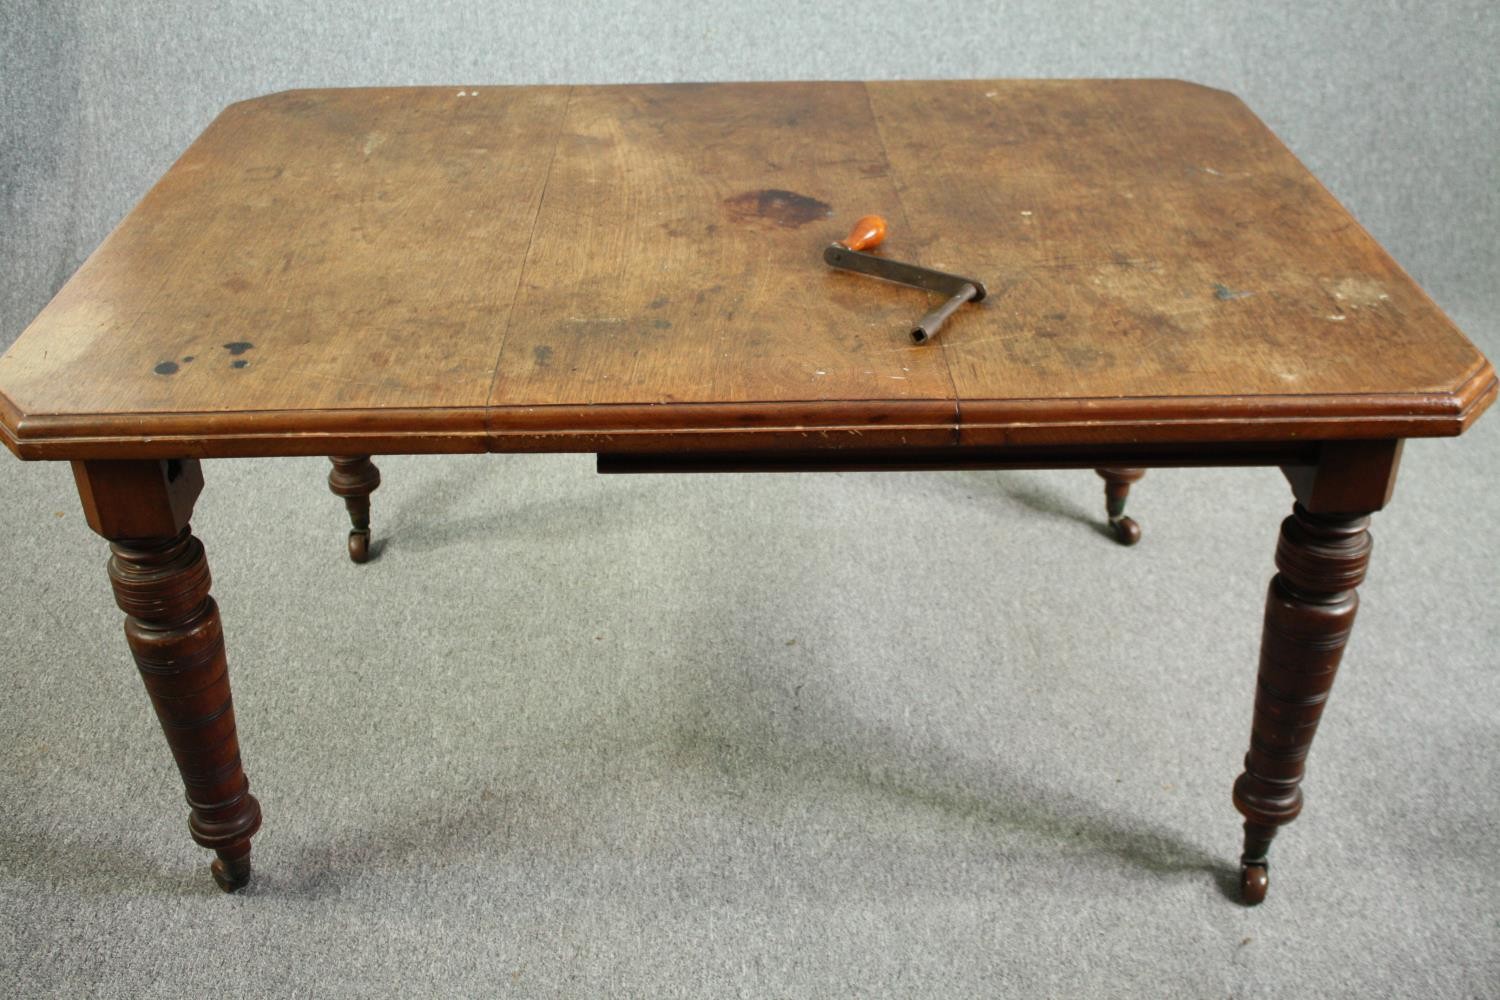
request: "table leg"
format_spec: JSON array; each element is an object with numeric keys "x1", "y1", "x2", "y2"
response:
[
  {"x1": 1229, "y1": 441, "x2": 1402, "y2": 904},
  {"x1": 72, "y1": 459, "x2": 262, "y2": 892},
  {"x1": 1095, "y1": 467, "x2": 1145, "y2": 545},
  {"x1": 328, "y1": 455, "x2": 381, "y2": 563},
  {"x1": 1233, "y1": 502, "x2": 1371, "y2": 903}
]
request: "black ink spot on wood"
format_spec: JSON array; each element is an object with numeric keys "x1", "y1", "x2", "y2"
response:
[
  {"x1": 722, "y1": 189, "x2": 833, "y2": 229},
  {"x1": 533, "y1": 345, "x2": 553, "y2": 368},
  {"x1": 224, "y1": 342, "x2": 254, "y2": 356},
  {"x1": 153, "y1": 361, "x2": 179, "y2": 376},
  {"x1": 231, "y1": 360, "x2": 249, "y2": 370},
  {"x1": 182, "y1": 355, "x2": 195, "y2": 363}
]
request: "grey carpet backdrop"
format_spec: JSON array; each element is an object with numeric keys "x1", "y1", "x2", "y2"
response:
[{"x1": 2, "y1": 2, "x2": 1497, "y2": 998}]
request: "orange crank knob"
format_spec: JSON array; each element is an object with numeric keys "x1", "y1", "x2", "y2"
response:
[{"x1": 839, "y1": 215, "x2": 888, "y2": 252}]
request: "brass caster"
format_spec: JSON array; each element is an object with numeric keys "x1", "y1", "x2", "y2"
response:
[
  {"x1": 211, "y1": 854, "x2": 252, "y2": 893},
  {"x1": 348, "y1": 529, "x2": 371, "y2": 564},
  {"x1": 1110, "y1": 515, "x2": 1141, "y2": 546},
  {"x1": 1239, "y1": 862, "x2": 1268, "y2": 905}
]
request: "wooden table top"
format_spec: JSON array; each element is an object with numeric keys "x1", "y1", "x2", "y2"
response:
[{"x1": 1, "y1": 80, "x2": 1492, "y2": 460}]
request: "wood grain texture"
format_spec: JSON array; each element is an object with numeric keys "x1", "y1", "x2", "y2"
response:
[
  {"x1": 1, "y1": 86, "x2": 569, "y2": 457},
  {"x1": 0, "y1": 81, "x2": 1492, "y2": 460},
  {"x1": 863, "y1": 79, "x2": 1494, "y2": 446},
  {"x1": 485, "y1": 82, "x2": 957, "y2": 452}
]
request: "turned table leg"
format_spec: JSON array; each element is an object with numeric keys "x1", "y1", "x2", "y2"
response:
[
  {"x1": 1231, "y1": 440, "x2": 1400, "y2": 904},
  {"x1": 1232, "y1": 504, "x2": 1370, "y2": 903},
  {"x1": 1095, "y1": 467, "x2": 1145, "y2": 545},
  {"x1": 328, "y1": 456, "x2": 381, "y2": 563},
  {"x1": 73, "y1": 459, "x2": 262, "y2": 892}
]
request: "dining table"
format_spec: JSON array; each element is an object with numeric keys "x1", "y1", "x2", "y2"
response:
[{"x1": 1, "y1": 78, "x2": 1492, "y2": 904}]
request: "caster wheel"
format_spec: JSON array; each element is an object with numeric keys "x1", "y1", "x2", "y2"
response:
[
  {"x1": 211, "y1": 855, "x2": 251, "y2": 893},
  {"x1": 1110, "y1": 516, "x2": 1141, "y2": 546},
  {"x1": 348, "y1": 529, "x2": 371, "y2": 564},
  {"x1": 1240, "y1": 863, "x2": 1268, "y2": 905}
]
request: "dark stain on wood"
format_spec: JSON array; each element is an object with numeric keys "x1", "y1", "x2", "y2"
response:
[
  {"x1": 230, "y1": 359, "x2": 249, "y2": 370},
  {"x1": 182, "y1": 356, "x2": 195, "y2": 364},
  {"x1": 722, "y1": 189, "x2": 832, "y2": 229},
  {"x1": 153, "y1": 361, "x2": 179, "y2": 376},
  {"x1": 224, "y1": 342, "x2": 255, "y2": 356},
  {"x1": 222, "y1": 276, "x2": 252, "y2": 293},
  {"x1": 533, "y1": 345, "x2": 553, "y2": 368}
]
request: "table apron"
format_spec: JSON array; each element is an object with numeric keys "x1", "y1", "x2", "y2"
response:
[{"x1": 595, "y1": 441, "x2": 1323, "y2": 474}]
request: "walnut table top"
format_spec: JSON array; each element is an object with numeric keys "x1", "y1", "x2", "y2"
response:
[{"x1": 1, "y1": 80, "x2": 1491, "y2": 460}]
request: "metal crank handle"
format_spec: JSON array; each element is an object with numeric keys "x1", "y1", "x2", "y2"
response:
[
  {"x1": 824, "y1": 214, "x2": 986, "y2": 345},
  {"x1": 911, "y1": 283, "x2": 979, "y2": 344}
]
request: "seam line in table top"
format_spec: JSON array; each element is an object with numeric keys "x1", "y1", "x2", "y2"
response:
[
  {"x1": 862, "y1": 81, "x2": 962, "y2": 445},
  {"x1": 481, "y1": 85, "x2": 575, "y2": 420}
]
